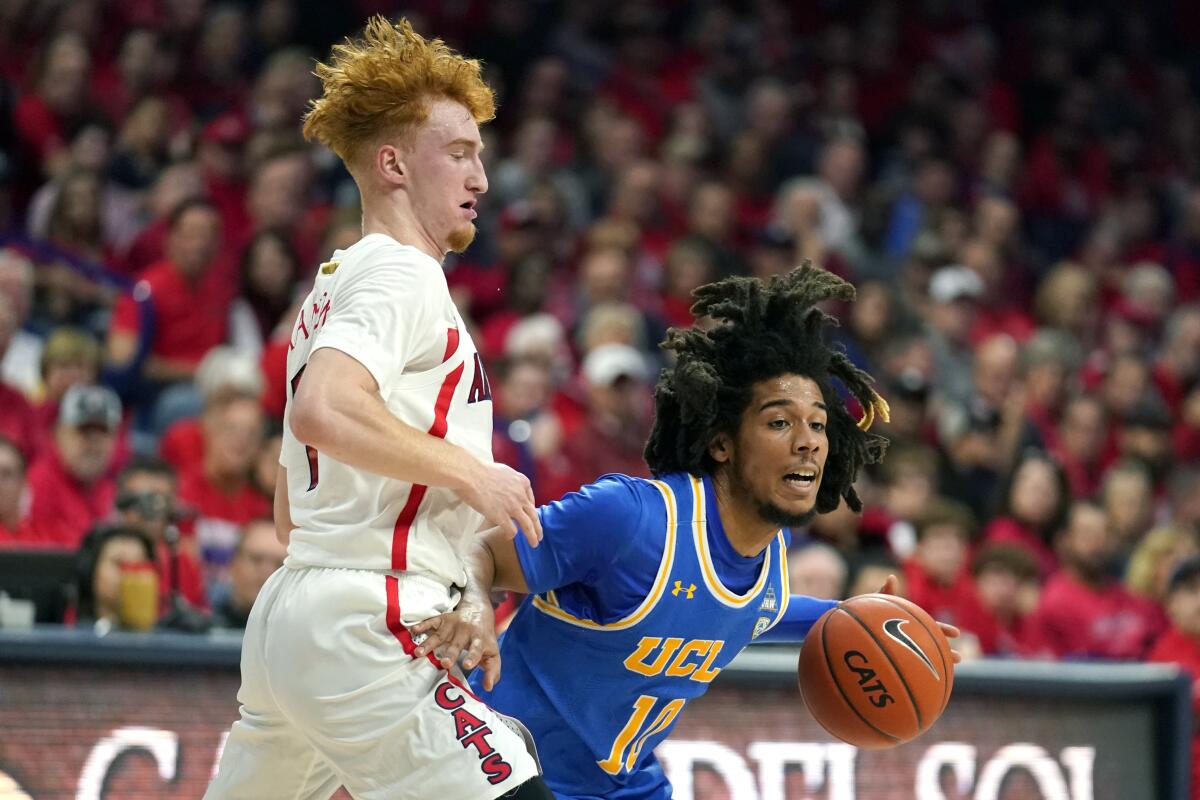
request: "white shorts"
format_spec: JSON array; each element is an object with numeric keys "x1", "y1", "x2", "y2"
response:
[{"x1": 205, "y1": 566, "x2": 540, "y2": 800}]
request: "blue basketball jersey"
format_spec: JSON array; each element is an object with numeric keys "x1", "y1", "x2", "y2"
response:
[{"x1": 473, "y1": 471, "x2": 790, "y2": 799}]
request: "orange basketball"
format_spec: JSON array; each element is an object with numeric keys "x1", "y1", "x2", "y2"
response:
[{"x1": 798, "y1": 594, "x2": 954, "y2": 748}]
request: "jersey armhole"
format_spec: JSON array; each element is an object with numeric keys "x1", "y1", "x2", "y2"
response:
[{"x1": 531, "y1": 479, "x2": 678, "y2": 631}]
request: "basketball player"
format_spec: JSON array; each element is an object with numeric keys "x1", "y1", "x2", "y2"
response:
[
  {"x1": 206, "y1": 18, "x2": 554, "y2": 800},
  {"x1": 413, "y1": 266, "x2": 961, "y2": 799}
]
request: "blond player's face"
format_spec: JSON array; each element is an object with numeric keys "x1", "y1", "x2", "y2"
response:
[{"x1": 404, "y1": 98, "x2": 487, "y2": 254}]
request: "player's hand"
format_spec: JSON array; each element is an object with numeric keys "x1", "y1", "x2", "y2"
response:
[
  {"x1": 456, "y1": 459, "x2": 542, "y2": 548},
  {"x1": 410, "y1": 595, "x2": 503, "y2": 689},
  {"x1": 874, "y1": 574, "x2": 963, "y2": 665}
]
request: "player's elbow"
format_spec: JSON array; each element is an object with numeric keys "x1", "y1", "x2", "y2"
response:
[{"x1": 289, "y1": 384, "x2": 335, "y2": 449}]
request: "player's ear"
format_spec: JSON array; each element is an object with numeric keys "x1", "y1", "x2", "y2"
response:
[
  {"x1": 708, "y1": 432, "x2": 732, "y2": 464},
  {"x1": 376, "y1": 143, "x2": 406, "y2": 187}
]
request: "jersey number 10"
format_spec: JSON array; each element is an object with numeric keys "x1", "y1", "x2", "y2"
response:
[{"x1": 597, "y1": 694, "x2": 685, "y2": 776}]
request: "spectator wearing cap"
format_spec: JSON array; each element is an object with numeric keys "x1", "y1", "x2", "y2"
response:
[
  {"x1": 25, "y1": 385, "x2": 121, "y2": 549},
  {"x1": 209, "y1": 518, "x2": 286, "y2": 630},
  {"x1": 197, "y1": 111, "x2": 251, "y2": 244},
  {"x1": 0, "y1": 437, "x2": 30, "y2": 543},
  {"x1": 0, "y1": 302, "x2": 38, "y2": 463},
  {"x1": 926, "y1": 264, "x2": 984, "y2": 409},
  {"x1": 560, "y1": 344, "x2": 654, "y2": 488},
  {"x1": 1147, "y1": 556, "x2": 1200, "y2": 795},
  {"x1": 106, "y1": 197, "x2": 230, "y2": 410},
  {"x1": 1034, "y1": 500, "x2": 1164, "y2": 660}
]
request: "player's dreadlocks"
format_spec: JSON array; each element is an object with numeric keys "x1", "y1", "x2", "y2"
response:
[{"x1": 644, "y1": 263, "x2": 890, "y2": 514}]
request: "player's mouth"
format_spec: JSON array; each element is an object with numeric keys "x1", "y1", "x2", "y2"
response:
[
  {"x1": 782, "y1": 468, "x2": 819, "y2": 495},
  {"x1": 459, "y1": 200, "x2": 477, "y2": 219}
]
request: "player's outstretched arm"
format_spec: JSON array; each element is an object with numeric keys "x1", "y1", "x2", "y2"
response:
[
  {"x1": 410, "y1": 528, "x2": 530, "y2": 688},
  {"x1": 290, "y1": 347, "x2": 541, "y2": 543}
]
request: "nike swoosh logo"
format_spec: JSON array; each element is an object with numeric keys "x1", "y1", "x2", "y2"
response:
[{"x1": 883, "y1": 618, "x2": 940, "y2": 680}]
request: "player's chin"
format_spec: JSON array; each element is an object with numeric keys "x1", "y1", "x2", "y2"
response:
[{"x1": 446, "y1": 224, "x2": 477, "y2": 254}]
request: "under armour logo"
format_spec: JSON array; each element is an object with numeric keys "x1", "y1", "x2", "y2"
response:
[{"x1": 672, "y1": 581, "x2": 696, "y2": 599}]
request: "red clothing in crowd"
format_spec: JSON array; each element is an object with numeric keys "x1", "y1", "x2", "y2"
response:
[
  {"x1": 25, "y1": 449, "x2": 117, "y2": 550},
  {"x1": 0, "y1": 518, "x2": 34, "y2": 544},
  {"x1": 109, "y1": 259, "x2": 231, "y2": 369},
  {"x1": 177, "y1": 466, "x2": 271, "y2": 590},
  {"x1": 0, "y1": 383, "x2": 39, "y2": 462},
  {"x1": 1147, "y1": 627, "x2": 1200, "y2": 800},
  {"x1": 1034, "y1": 571, "x2": 1165, "y2": 660},
  {"x1": 904, "y1": 560, "x2": 992, "y2": 633},
  {"x1": 980, "y1": 517, "x2": 1058, "y2": 579},
  {"x1": 155, "y1": 539, "x2": 208, "y2": 611},
  {"x1": 12, "y1": 94, "x2": 66, "y2": 166},
  {"x1": 160, "y1": 419, "x2": 205, "y2": 473}
]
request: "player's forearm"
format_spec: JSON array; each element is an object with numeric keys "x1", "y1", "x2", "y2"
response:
[
  {"x1": 470, "y1": 529, "x2": 531, "y2": 594},
  {"x1": 755, "y1": 595, "x2": 839, "y2": 644},
  {"x1": 291, "y1": 381, "x2": 479, "y2": 491}
]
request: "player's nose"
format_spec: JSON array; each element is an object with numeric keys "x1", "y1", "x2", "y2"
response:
[{"x1": 467, "y1": 156, "x2": 488, "y2": 194}]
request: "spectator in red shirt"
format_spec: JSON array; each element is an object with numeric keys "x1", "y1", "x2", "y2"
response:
[
  {"x1": 209, "y1": 518, "x2": 286, "y2": 630},
  {"x1": 0, "y1": 303, "x2": 38, "y2": 462},
  {"x1": 1035, "y1": 500, "x2": 1165, "y2": 660},
  {"x1": 1153, "y1": 305, "x2": 1200, "y2": 416},
  {"x1": 13, "y1": 31, "x2": 92, "y2": 179},
  {"x1": 1052, "y1": 394, "x2": 1112, "y2": 499},
  {"x1": 160, "y1": 346, "x2": 265, "y2": 474},
  {"x1": 970, "y1": 544, "x2": 1050, "y2": 657},
  {"x1": 178, "y1": 393, "x2": 270, "y2": 601},
  {"x1": 113, "y1": 457, "x2": 207, "y2": 614},
  {"x1": 0, "y1": 437, "x2": 30, "y2": 543},
  {"x1": 26, "y1": 385, "x2": 121, "y2": 549},
  {"x1": 904, "y1": 499, "x2": 991, "y2": 641},
  {"x1": 981, "y1": 450, "x2": 1071, "y2": 579},
  {"x1": 106, "y1": 197, "x2": 230, "y2": 393},
  {"x1": 1147, "y1": 557, "x2": 1200, "y2": 799}
]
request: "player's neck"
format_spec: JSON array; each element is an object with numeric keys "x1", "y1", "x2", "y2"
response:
[
  {"x1": 361, "y1": 201, "x2": 443, "y2": 262},
  {"x1": 711, "y1": 471, "x2": 778, "y2": 557}
]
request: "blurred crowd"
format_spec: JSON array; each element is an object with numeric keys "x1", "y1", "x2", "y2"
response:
[{"x1": 1, "y1": 0, "x2": 1200, "y2": 700}]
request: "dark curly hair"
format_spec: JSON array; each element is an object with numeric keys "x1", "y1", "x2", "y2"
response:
[{"x1": 644, "y1": 263, "x2": 890, "y2": 514}]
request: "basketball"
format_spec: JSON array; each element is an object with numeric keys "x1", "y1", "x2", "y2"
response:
[{"x1": 799, "y1": 594, "x2": 954, "y2": 749}]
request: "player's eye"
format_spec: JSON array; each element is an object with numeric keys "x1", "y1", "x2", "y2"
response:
[
  {"x1": 451, "y1": 152, "x2": 465, "y2": 160},
  {"x1": 810, "y1": 421, "x2": 826, "y2": 432},
  {"x1": 768, "y1": 419, "x2": 789, "y2": 430}
]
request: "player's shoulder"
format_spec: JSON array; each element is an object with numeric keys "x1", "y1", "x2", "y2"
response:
[{"x1": 332, "y1": 234, "x2": 446, "y2": 289}]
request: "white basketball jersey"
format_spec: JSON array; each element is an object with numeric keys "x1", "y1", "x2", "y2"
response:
[{"x1": 279, "y1": 234, "x2": 493, "y2": 588}]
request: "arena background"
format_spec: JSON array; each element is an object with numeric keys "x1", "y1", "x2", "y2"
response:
[{"x1": 2, "y1": 1, "x2": 1200, "y2": 798}]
